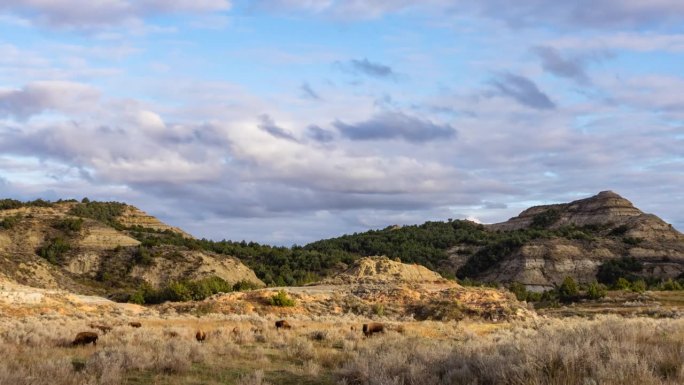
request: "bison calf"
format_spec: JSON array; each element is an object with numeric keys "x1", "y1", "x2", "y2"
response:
[
  {"x1": 362, "y1": 323, "x2": 384, "y2": 337},
  {"x1": 128, "y1": 322, "x2": 142, "y2": 328},
  {"x1": 275, "y1": 320, "x2": 292, "y2": 330},
  {"x1": 196, "y1": 330, "x2": 207, "y2": 342},
  {"x1": 73, "y1": 332, "x2": 98, "y2": 346}
]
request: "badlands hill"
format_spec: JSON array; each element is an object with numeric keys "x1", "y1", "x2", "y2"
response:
[
  {"x1": 303, "y1": 191, "x2": 684, "y2": 289},
  {"x1": 475, "y1": 191, "x2": 684, "y2": 289},
  {"x1": 166, "y1": 256, "x2": 530, "y2": 322},
  {"x1": 0, "y1": 199, "x2": 263, "y2": 299}
]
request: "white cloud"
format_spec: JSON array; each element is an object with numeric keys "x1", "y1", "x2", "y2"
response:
[{"x1": 0, "y1": 0, "x2": 231, "y2": 29}]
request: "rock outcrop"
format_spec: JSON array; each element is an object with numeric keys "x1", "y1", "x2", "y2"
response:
[
  {"x1": 476, "y1": 191, "x2": 684, "y2": 289},
  {"x1": 321, "y1": 256, "x2": 447, "y2": 285},
  {"x1": 0, "y1": 200, "x2": 263, "y2": 296}
]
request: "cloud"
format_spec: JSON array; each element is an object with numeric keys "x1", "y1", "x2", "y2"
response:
[
  {"x1": 300, "y1": 82, "x2": 321, "y2": 100},
  {"x1": 531, "y1": 46, "x2": 613, "y2": 84},
  {"x1": 337, "y1": 58, "x2": 396, "y2": 79},
  {"x1": 252, "y1": 0, "x2": 684, "y2": 29},
  {"x1": 257, "y1": 114, "x2": 298, "y2": 141},
  {"x1": 333, "y1": 111, "x2": 457, "y2": 142},
  {"x1": 531, "y1": 46, "x2": 589, "y2": 84},
  {"x1": 0, "y1": 81, "x2": 100, "y2": 120},
  {"x1": 306, "y1": 125, "x2": 334, "y2": 142},
  {"x1": 489, "y1": 73, "x2": 556, "y2": 110},
  {"x1": 0, "y1": 0, "x2": 231, "y2": 29}
]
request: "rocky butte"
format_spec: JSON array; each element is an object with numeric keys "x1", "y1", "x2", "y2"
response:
[{"x1": 474, "y1": 191, "x2": 684, "y2": 290}]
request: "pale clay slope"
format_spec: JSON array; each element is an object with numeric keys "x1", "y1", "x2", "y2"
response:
[
  {"x1": 321, "y1": 256, "x2": 447, "y2": 285},
  {"x1": 0, "y1": 201, "x2": 263, "y2": 292}
]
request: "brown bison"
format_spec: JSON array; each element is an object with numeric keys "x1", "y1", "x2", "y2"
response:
[
  {"x1": 362, "y1": 323, "x2": 384, "y2": 337},
  {"x1": 275, "y1": 320, "x2": 292, "y2": 330},
  {"x1": 165, "y1": 331, "x2": 179, "y2": 338},
  {"x1": 89, "y1": 324, "x2": 112, "y2": 334},
  {"x1": 73, "y1": 331, "x2": 98, "y2": 346},
  {"x1": 195, "y1": 330, "x2": 207, "y2": 342},
  {"x1": 128, "y1": 322, "x2": 142, "y2": 328}
]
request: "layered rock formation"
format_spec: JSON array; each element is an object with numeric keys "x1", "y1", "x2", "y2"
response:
[
  {"x1": 476, "y1": 191, "x2": 684, "y2": 289},
  {"x1": 0, "y1": 201, "x2": 263, "y2": 296}
]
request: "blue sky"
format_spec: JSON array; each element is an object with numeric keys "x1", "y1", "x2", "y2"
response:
[{"x1": 0, "y1": 1, "x2": 683, "y2": 244}]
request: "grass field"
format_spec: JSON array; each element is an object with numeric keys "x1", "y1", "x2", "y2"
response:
[{"x1": 2, "y1": 310, "x2": 684, "y2": 385}]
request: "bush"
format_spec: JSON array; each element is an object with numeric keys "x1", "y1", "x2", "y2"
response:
[
  {"x1": 68, "y1": 201, "x2": 126, "y2": 226},
  {"x1": 269, "y1": 290, "x2": 296, "y2": 307},
  {"x1": 530, "y1": 208, "x2": 561, "y2": 229},
  {"x1": 614, "y1": 277, "x2": 632, "y2": 290},
  {"x1": 0, "y1": 215, "x2": 21, "y2": 230},
  {"x1": 631, "y1": 279, "x2": 647, "y2": 293},
  {"x1": 558, "y1": 277, "x2": 579, "y2": 302},
  {"x1": 660, "y1": 279, "x2": 683, "y2": 291},
  {"x1": 37, "y1": 237, "x2": 71, "y2": 264},
  {"x1": 624, "y1": 237, "x2": 644, "y2": 246},
  {"x1": 54, "y1": 218, "x2": 83, "y2": 234},
  {"x1": 509, "y1": 282, "x2": 529, "y2": 301},
  {"x1": 133, "y1": 246, "x2": 154, "y2": 265},
  {"x1": 586, "y1": 282, "x2": 607, "y2": 300},
  {"x1": 133, "y1": 276, "x2": 234, "y2": 304},
  {"x1": 233, "y1": 280, "x2": 261, "y2": 291},
  {"x1": 597, "y1": 257, "x2": 643, "y2": 285}
]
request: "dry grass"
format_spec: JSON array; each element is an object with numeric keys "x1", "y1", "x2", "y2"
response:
[{"x1": 0, "y1": 313, "x2": 683, "y2": 385}]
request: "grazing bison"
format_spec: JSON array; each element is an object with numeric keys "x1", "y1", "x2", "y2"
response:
[
  {"x1": 165, "y1": 331, "x2": 179, "y2": 338},
  {"x1": 195, "y1": 330, "x2": 207, "y2": 342},
  {"x1": 128, "y1": 322, "x2": 142, "y2": 328},
  {"x1": 73, "y1": 332, "x2": 98, "y2": 346},
  {"x1": 362, "y1": 323, "x2": 384, "y2": 337},
  {"x1": 275, "y1": 320, "x2": 292, "y2": 330}
]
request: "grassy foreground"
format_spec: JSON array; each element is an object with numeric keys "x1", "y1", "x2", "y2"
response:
[{"x1": 1, "y1": 313, "x2": 684, "y2": 385}]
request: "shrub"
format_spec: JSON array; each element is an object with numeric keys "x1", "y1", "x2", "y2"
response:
[
  {"x1": 37, "y1": 237, "x2": 71, "y2": 264},
  {"x1": 597, "y1": 257, "x2": 643, "y2": 285},
  {"x1": 614, "y1": 277, "x2": 632, "y2": 290},
  {"x1": 68, "y1": 201, "x2": 126, "y2": 226},
  {"x1": 54, "y1": 218, "x2": 83, "y2": 234},
  {"x1": 660, "y1": 279, "x2": 683, "y2": 291},
  {"x1": 586, "y1": 282, "x2": 607, "y2": 300},
  {"x1": 371, "y1": 304, "x2": 385, "y2": 316},
  {"x1": 269, "y1": 290, "x2": 296, "y2": 307},
  {"x1": 631, "y1": 279, "x2": 647, "y2": 293},
  {"x1": 624, "y1": 237, "x2": 644, "y2": 246},
  {"x1": 133, "y1": 246, "x2": 154, "y2": 266},
  {"x1": 233, "y1": 280, "x2": 262, "y2": 291},
  {"x1": 530, "y1": 208, "x2": 561, "y2": 229},
  {"x1": 509, "y1": 282, "x2": 529, "y2": 301},
  {"x1": 0, "y1": 215, "x2": 21, "y2": 230},
  {"x1": 558, "y1": 277, "x2": 579, "y2": 302}
]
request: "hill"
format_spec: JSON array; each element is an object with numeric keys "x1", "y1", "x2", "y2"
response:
[
  {"x1": 164, "y1": 256, "x2": 531, "y2": 322},
  {"x1": 0, "y1": 199, "x2": 263, "y2": 300},
  {"x1": 302, "y1": 191, "x2": 684, "y2": 289}
]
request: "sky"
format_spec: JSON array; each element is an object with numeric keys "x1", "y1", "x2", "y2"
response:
[{"x1": 0, "y1": 1, "x2": 682, "y2": 245}]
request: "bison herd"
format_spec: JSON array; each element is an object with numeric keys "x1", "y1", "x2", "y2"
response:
[{"x1": 71, "y1": 319, "x2": 390, "y2": 347}]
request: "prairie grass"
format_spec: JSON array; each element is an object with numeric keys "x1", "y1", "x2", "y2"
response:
[{"x1": 0, "y1": 314, "x2": 682, "y2": 385}]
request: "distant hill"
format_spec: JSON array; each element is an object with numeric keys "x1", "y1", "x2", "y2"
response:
[
  {"x1": 0, "y1": 199, "x2": 263, "y2": 300},
  {"x1": 2, "y1": 192, "x2": 682, "y2": 297},
  {"x1": 303, "y1": 191, "x2": 684, "y2": 289}
]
